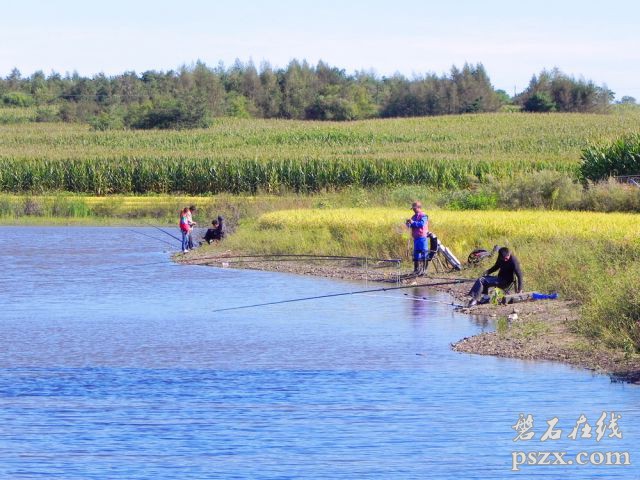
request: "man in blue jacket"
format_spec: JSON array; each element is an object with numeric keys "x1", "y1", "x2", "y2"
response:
[{"x1": 405, "y1": 201, "x2": 429, "y2": 275}]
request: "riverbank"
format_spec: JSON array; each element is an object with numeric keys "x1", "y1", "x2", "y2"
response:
[{"x1": 180, "y1": 251, "x2": 640, "y2": 383}]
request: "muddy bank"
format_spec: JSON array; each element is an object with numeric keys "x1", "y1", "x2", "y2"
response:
[{"x1": 179, "y1": 252, "x2": 640, "y2": 384}]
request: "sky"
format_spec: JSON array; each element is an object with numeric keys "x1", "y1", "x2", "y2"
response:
[{"x1": 1, "y1": 0, "x2": 639, "y2": 99}]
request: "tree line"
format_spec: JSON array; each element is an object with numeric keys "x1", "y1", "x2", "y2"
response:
[{"x1": 0, "y1": 60, "x2": 614, "y2": 129}]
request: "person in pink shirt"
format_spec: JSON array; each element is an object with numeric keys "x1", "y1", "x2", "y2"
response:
[
  {"x1": 186, "y1": 205, "x2": 197, "y2": 249},
  {"x1": 179, "y1": 207, "x2": 191, "y2": 253}
]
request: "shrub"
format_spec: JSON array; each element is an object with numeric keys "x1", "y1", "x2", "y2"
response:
[
  {"x1": 126, "y1": 98, "x2": 210, "y2": 130},
  {"x1": 22, "y1": 197, "x2": 43, "y2": 216},
  {"x1": 51, "y1": 196, "x2": 92, "y2": 217},
  {"x1": 35, "y1": 107, "x2": 58, "y2": 122},
  {"x1": 487, "y1": 171, "x2": 582, "y2": 209},
  {"x1": 2, "y1": 92, "x2": 34, "y2": 107},
  {"x1": 89, "y1": 111, "x2": 125, "y2": 131},
  {"x1": 579, "y1": 179, "x2": 640, "y2": 212},
  {"x1": 438, "y1": 190, "x2": 498, "y2": 210}
]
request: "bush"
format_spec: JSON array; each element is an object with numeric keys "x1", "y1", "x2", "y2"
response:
[
  {"x1": 2, "y1": 92, "x2": 34, "y2": 107},
  {"x1": 579, "y1": 179, "x2": 640, "y2": 212},
  {"x1": 438, "y1": 190, "x2": 498, "y2": 210},
  {"x1": 51, "y1": 196, "x2": 92, "y2": 217},
  {"x1": 487, "y1": 171, "x2": 583, "y2": 209},
  {"x1": 22, "y1": 197, "x2": 43, "y2": 216},
  {"x1": 35, "y1": 106, "x2": 58, "y2": 122},
  {"x1": 89, "y1": 111, "x2": 124, "y2": 131},
  {"x1": 580, "y1": 134, "x2": 640, "y2": 182},
  {"x1": 126, "y1": 98, "x2": 210, "y2": 130}
]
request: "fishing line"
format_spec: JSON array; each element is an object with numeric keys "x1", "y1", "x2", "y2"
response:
[
  {"x1": 142, "y1": 220, "x2": 182, "y2": 243},
  {"x1": 211, "y1": 279, "x2": 468, "y2": 313},
  {"x1": 96, "y1": 260, "x2": 176, "y2": 273},
  {"x1": 126, "y1": 228, "x2": 177, "y2": 248}
]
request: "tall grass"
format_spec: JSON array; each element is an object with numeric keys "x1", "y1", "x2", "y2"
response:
[{"x1": 1, "y1": 108, "x2": 639, "y2": 193}]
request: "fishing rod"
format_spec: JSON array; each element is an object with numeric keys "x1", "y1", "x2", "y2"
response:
[
  {"x1": 151, "y1": 224, "x2": 182, "y2": 243},
  {"x1": 142, "y1": 220, "x2": 182, "y2": 243},
  {"x1": 193, "y1": 258, "x2": 393, "y2": 265},
  {"x1": 211, "y1": 279, "x2": 468, "y2": 313},
  {"x1": 395, "y1": 270, "x2": 477, "y2": 282},
  {"x1": 126, "y1": 228, "x2": 177, "y2": 248},
  {"x1": 357, "y1": 292, "x2": 463, "y2": 308},
  {"x1": 97, "y1": 260, "x2": 176, "y2": 273},
  {"x1": 189, "y1": 257, "x2": 402, "y2": 267},
  {"x1": 187, "y1": 253, "x2": 402, "y2": 264}
]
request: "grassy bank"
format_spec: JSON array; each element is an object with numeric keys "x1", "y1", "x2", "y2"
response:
[
  {"x1": 203, "y1": 207, "x2": 640, "y2": 352},
  {"x1": 2, "y1": 109, "x2": 639, "y2": 193}
]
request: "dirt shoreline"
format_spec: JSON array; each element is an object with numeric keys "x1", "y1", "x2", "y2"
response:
[{"x1": 180, "y1": 253, "x2": 640, "y2": 384}]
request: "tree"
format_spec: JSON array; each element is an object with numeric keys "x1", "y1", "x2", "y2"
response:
[
  {"x1": 258, "y1": 63, "x2": 282, "y2": 118},
  {"x1": 516, "y1": 69, "x2": 611, "y2": 113},
  {"x1": 523, "y1": 92, "x2": 556, "y2": 112},
  {"x1": 126, "y1": 96, "x2": 210, "y2": 129},
  {"x1": 618, "y1": 96, "x2": 637, "y2": 105}
]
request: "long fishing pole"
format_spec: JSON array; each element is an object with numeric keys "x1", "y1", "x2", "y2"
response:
[
  {"x1": 143, "y1": 220, "x2": 182, "y2": 243},
  {"x1": 357, "y1": 292, "x2": 463, "y2": 308},
  {"x1": 126, "y1": 228, "x2": 177, "y2": 248},
  {"x1": 187, "y1": 253, "x2": 402, "y2": 264},
  {"x1": 190, "y1": 257, "x2": 401, "y2": 267},
  {"x1": 98, "y1": 260, "x2": 176, "y2": 273},
  {"x1": 211, "y1": 279, "x2": 467, "y2": 313}
]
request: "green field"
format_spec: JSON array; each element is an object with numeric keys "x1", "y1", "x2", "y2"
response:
[{"x1": 1, "y1": 108, "x2": 639, "y2": 194}]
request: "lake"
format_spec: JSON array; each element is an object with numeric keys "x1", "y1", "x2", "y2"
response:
[{"x1": 0, "y1": 226, "x2": 638, "y2": 479}]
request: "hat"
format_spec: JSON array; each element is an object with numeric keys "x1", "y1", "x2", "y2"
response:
[{"x1": 411, "y1": 201, "x2": 422, "y2": 209}]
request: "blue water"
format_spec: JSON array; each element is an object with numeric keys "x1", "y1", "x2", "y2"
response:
[{"x1": 0, "y1": 226, "x2": 638, "y2": 479}]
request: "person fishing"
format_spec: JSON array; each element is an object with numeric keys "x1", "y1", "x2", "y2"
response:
[
  {"x1": 179, "y1": 207, "x2": 191, "y2": 253},
  {"x1": 203, "y1": 216, "x2": 225, "y2": 244},
  {"x1": 186, "y1": 205, "x2": 197, "y2": 249},
  {"x1": 405, "y1": 201, "x2": 429, "y2": 276},
  {"x1": 467, "y1": 246, "x2": 523, "y2": 307}
]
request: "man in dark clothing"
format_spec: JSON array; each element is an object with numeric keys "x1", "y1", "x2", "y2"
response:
[
  {"x1": 468, "y1": 247, "x2": 523, "y2": 306},
  {"x1": 203, "y1": 216, "x2": 225, "y2": 244}
]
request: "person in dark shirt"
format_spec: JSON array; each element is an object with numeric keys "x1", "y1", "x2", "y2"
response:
[
  {"x1": 203, "y1": 216, "x2": 225, "y2": 244},
  {"x1": 468, "y1": 247, "x2": 523, "y2": 306}
]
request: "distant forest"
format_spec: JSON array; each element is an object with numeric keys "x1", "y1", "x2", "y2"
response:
[{"x1": 0, "y1": 60, "x2": 615, "y2": 129}]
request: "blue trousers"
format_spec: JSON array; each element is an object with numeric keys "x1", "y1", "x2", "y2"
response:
[
  {"x1": 181, "y1": 230, "x2": 190, "y2": 252},
  {"x1": 413, "y1": 237, "x2": 428, "y2": 260}
]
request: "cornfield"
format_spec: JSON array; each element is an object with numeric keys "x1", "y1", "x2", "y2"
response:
[{"x1": 1, "y1": 108, "x2": 638, "y2": 194}]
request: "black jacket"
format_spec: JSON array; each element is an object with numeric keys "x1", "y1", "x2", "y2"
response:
[{"x1": 486, "y1": 254, "x2": 523, "y2": 291}]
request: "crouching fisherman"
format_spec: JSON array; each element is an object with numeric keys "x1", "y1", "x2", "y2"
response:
[
  {"x1": 406, "y1": 201, "x2": 429, "y2": 276},
  {"x1": 203, "y1": 216, "x2": 225, "y2": 244},
  {"x1": 468, "y1": 247, "x2": 523, "y2": 306}
]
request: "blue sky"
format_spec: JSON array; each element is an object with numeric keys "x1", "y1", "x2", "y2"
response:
[{"x1": 2, "y1": 0, "x2": 639, "y2": 98}]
